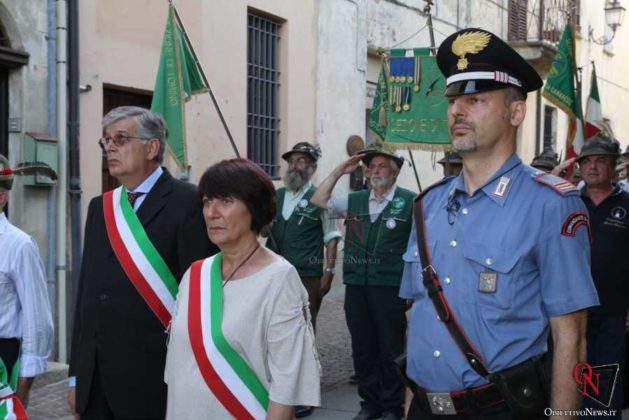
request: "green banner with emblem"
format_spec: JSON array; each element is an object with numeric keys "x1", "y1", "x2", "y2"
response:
[{"x1": 369, "y1": 48, "x2": 450, "y2": 151}]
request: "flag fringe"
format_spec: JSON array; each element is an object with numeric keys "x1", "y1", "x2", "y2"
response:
[{"x1": 381, "y1": 142, "x2": 452, "y2": 152}]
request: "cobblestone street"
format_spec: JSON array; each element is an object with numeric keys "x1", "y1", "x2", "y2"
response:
[{"x1": 27, "y1": 286, "x2": 353, "y2": 419}]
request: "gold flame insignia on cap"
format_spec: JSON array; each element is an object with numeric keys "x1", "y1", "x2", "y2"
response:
[{"x1": 451, "y1": 31, "x2": 491, "y2": 70}]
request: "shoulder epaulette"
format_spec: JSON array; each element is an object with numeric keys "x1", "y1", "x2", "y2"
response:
[
  {"x1": 532, "y1": 172, "x2": 578, "y2": 195},
  {"x1": 415, "y1": 176, "x2": 453, "y2": 202}
]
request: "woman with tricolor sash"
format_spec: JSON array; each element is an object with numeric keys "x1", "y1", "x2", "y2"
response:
[{"x1": 165, "y1": 159, "x2": 321, "y2": 419}]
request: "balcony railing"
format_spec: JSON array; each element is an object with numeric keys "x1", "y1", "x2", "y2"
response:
[{"x1": 508, "y1": 0, "x2": 579, "y2": 45}]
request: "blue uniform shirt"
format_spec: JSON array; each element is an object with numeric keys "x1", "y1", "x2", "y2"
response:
[{"x1": 400, "y1": 153, "x2": 599, "y2": 392}]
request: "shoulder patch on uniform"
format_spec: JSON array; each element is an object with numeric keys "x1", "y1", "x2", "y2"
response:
[
  {"x1": 415, "y1": 176, "x2": 452, "y2": 202},
  {"x1": 533, "y1": 173, "x2": 578, "y2": 195},
  {"x1": 561, "y1": 211, "x2": 591, "y2": 240}
]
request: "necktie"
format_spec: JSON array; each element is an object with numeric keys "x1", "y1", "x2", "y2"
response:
[{"x1": 127, "y1": 192, "x2": 144, "y2": 209}]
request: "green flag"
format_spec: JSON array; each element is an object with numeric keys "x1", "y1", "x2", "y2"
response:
[
  {"x1": 151, "y1": 6, "x2": 207, "y2": 168},
  {"x1": 369, "y1": 48, "x2": 450, "y2": 151},
  {"x1": 543, "y1": 25, "x2": 578, "y2": 118},
  {"x1": 368, "y1": 59, "x2": 389, "y2": 141},
  {"x1": 543, "y1": 24, "x2": 584, "y2": 155}
]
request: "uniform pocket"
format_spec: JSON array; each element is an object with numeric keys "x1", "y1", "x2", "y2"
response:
[
  {"x1": 402, "y1": 241, "x2": 437, "y2": 298},
  {"x1": 462, "y1": 243, "x2": 520, "y2": 310}
]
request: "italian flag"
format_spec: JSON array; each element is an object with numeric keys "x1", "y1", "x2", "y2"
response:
[
  {"x1": 0, "y1": 385, "x2": 27, "y2": 420},
  {"x1": 585, "y1": 65, "x2": 603, "y2": 139}
]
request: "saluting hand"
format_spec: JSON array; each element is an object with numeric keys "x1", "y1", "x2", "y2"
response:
[
  {"x1": 551, "y1": 157, "x2": 576, "y2": 181},
  {"x1": 335, "y1": 153, "x2": 367, "y2": 176}
]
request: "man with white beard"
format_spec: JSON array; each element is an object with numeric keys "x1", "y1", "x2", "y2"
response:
[
  {"x1": 268, "y1": 142, "x2": 341, "y2": 333},
  {"x1": 311, "y1": 146, "x2": 414, "y2": 420},
  {"x1": 267, "y1": 142, "x2": 341, "y2": 418}
]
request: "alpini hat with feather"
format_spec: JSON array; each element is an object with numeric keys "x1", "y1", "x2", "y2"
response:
[
  {"x1": 437, "y1": 28, "x2": 543, "y2": 97},
  {"x1": 0, "y1": 154, "x2": 58, "y2": 190},
  {"x1": 0, "y1": 154, "x2": 13, "y2": 190}
]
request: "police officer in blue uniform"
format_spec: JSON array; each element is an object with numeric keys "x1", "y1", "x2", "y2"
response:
[{"x1": 400, "y1": 28, "x2": 599, "y2": 419}]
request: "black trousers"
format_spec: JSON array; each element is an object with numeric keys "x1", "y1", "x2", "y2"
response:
[
  {"x1": 0, "y1": 338, "x2": 20, "y2": 385},
  {"x1": 82, "y1": 363, "x2": 162, "y2": 420},
  {"x1": 344, "y1": 284, "x2": 406, "y2": 416}
]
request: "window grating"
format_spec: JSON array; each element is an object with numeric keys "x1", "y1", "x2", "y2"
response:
[{"x1": 247, "y1": 12, "x2": 280, "y2": 177}]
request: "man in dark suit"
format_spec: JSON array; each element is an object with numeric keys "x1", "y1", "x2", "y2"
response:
[{"x1": 68, "y1": 106, "x2": 216, "y2": 419}]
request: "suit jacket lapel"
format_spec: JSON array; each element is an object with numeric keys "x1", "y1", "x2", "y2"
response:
[{"x1": 136, "y1": 169, "x2": 173, "y2": 226}]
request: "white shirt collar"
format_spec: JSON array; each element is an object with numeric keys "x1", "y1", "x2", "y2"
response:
[
  {"x1": 369, "y1": 184, "x2": 397, "y2": 203},
  {"x1": 285, "y1": 182, "x2": 312, "y2": 198},
  {"x1": 127, "y1": 166, "x2": 163, "y2": 194}
]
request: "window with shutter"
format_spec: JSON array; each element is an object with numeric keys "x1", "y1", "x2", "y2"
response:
[{"x1": 508, "y1": 0, "x2": 528, "y2": 41}]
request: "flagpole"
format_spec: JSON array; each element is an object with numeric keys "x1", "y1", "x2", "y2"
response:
[
  {"x1": 576, "y1": 65, "x2": 585, "y2": 139},
  {"x1": 171, "y1": 5, "x2": 241, "y2": 158},
  {"x1": 402, "y1": 0, "x2": 439, "y2": 193}
]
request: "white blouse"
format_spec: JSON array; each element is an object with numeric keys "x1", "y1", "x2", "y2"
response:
[{"x1": 165, "y1": 256, "x2": 321, "y2": 419}]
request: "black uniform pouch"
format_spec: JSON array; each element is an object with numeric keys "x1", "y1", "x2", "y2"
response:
[{"x1": 488, "y1": 355, "x2": 549, "y2": 419}]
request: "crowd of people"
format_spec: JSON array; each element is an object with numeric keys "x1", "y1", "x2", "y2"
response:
[{"x1": 0, "y1": 27, "x2": 627, "y2": 420}]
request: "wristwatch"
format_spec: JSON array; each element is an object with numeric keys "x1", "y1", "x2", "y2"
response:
[{"x1": 324, "y1": 267, "x2": 336, "y2": 275}]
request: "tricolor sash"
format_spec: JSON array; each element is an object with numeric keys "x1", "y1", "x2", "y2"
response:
[
  {"x1": 0, "y1": 385, "x2": 26, "y2": 420},
  {"x1": 0, "y1": 356, "x2": 25, "y2": 420},
  {"x1": 103, "y1": 186, "x2": 178, "y2": 327},
  {"x1": 188, "y1": 256, "x2": 269, "y2": 419}
]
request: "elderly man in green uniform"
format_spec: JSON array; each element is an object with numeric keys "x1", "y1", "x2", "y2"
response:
[
  {"x1": 311, "y1": 146, "x2": 414, "y2": 420},
  {"x1": 268, "y1": 142, "x2": 341, "y2": 333}
]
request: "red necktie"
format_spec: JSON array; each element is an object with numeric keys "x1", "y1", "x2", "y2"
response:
[{"x1": 127, "y1": 192, "x2": 144, "y2": 208}]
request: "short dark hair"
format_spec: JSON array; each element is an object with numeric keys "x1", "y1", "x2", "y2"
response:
[
  {"x1": 503, "y1": 87, "x2": 527, "y2": 106},
  {"x1": 198, "y1": 159, "x2": 276, "y2": 233}
]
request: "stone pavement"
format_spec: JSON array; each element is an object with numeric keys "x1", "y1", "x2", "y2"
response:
[{"x1": 28, "y1": 362, "x2": 73, "y2": 420}]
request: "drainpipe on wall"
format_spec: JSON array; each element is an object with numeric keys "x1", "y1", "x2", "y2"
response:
[
  {"x1": 68, "y1": 0, "x2": 81, "y2": 352},
  {"x1": 46, "y1": 0, "x2": 58, "y2": 359},
  {"x1": 56, "y1": 0, "x2": 68, "y2": 363}
]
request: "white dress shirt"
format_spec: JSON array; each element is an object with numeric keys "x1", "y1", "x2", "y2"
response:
[
  {"x1": 127, "y1": 166, "x2": 163, "y2": 211},
  {"x1": 0, "y1": 213, "x2": 53, "y2": 377},
  {"x1": 327, "y1": 185, "x2": 398, "y2": 222}
]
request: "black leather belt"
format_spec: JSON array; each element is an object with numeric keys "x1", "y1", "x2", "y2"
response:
[{"x1": 410, "y1": 381, "x2": 505, "y2": 415}]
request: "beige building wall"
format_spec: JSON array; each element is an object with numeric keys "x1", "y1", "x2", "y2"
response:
[
  {"x1": 576, "y1": 1, "x2": 629, "y2": 151},
  {"x1": 79, "y1": 0, "x2": 317, "y2": 229}
]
